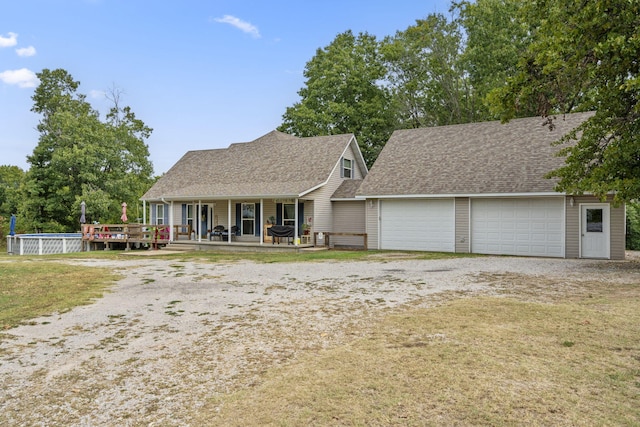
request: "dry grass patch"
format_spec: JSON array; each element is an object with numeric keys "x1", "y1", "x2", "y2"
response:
[
  {"x1": 202, "y1": 279, "x2": 640, "y2": 426},
  {"x1": 0, "y1": 262, "x2": 120, "y2": 330}
]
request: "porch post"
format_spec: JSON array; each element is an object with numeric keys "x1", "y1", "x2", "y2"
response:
[
  {"x1": 227, "y1": 199, "x2": 232, "y2": 243},
  {"x1": 143, "y1": 200, "x2": 146, "y2": 224},
  {"x1": 170, "y1": 201, "x2": 174, "y2": 242},
  {"x1": 198, "y1": 200, "x2": 202, "y2": 242},
  {"x1": 294, "y1": 198, "x2": 299, "y2": 246},
  {"x1": 260, "y1": 198, "x2": 264, "y2": 245}
]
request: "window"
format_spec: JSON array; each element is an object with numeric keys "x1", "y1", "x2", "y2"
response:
[
  {"x1": 586, "y1": 208, "x2": 603, "y2": 232},
  {"x1": 242, "y1": 203, "x2": 255, "y2": 235},
  {"x1": 283, "y1": 204, "x2": 295, "y2": 227},
  {"x1": 156, "y1": 204, "x2": 164, "y2": 225},
  {"x1": 342, "y1": 158, "x2": 352, "y2": 178}
]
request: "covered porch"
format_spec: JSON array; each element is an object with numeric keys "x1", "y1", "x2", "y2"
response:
[{"x1": 144, "y1": 197, "x2": 315, "y2": 247}]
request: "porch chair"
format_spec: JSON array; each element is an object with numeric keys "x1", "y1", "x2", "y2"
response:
[{"x1": 211, "y1": 225, "x2": 226, "y2": 241}]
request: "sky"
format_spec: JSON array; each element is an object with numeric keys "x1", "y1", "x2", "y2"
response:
[{"x1": 1, "y1": 0, "x2": 452, "y2": 175}]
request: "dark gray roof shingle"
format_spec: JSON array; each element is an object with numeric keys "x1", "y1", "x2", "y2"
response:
[{"x1": 357, "y1": 112, "x2": 593, "y2": 197}]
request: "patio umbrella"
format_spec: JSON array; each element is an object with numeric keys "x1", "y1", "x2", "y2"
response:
[
  {"x1": 80, "y1": 201, "x2": 86, "y2": 224},
  {"x1": 121, "y1": 202, "x2": 128, "y2": 223},
  {"x1": 9, "y1": 214, "x2": 16, "y2": 236}
]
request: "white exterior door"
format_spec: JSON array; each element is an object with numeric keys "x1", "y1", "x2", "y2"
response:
[
  {"x1": 471, "y1": 198, "x2": 564, "y2": 257},
  {"x1": 380, "y1": 199, "x2": 455, "y2": 252},
  {"x1": 580, "y1": 204, "x2": 610, "y2": 259}
]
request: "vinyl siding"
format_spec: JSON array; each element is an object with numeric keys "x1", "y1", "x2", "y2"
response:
[
  {"x1": 306, "y1": 141, "x2": 367, "y2": 235},
  {"x1": 565, "y1": 195, "x2": 625, "y2": 260},
  {"x1": 331, "y1": 201, "x2": 366, "y2": 248},
  {"x1": 366, "y1": 199, "x2": 380, "y2": 250},
  {"x1": 455, "y1": 197, "x2": 470, "y2": 253}
]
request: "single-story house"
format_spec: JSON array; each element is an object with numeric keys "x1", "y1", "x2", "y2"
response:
[
  {"x1": 140, "y1": 130, "x2": 368, "y2": 245},
  {"x1": 356, "y1": 111, "x2": 625, "y2": 259}
]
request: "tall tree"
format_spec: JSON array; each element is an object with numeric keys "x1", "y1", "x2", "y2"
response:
[
  {"x1": 0, "y1": 165, "x2": 24, "y2": 217},
  {"x1": 491, "y1": 0, "x2": 640, "y2": 203},
  {"x1": 23, "y1": 69, "x2": 154, "y2": 231},
  {"x1": 382, "y1": 13, "x2": 474, "y2": 128},
  {"x1": 279, "y1": 31, "x2": 395, "y2": 166},
  {"x1": 454, "y1": 0, "x2": 533, "y2": 119}
]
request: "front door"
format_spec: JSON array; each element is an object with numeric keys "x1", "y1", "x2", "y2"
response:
[
  {"x1": 581, "y1": 204, "x2": 610, "y2": 259},
  {"x1": 200, "y1": 205, "x2": 208, "y2": 238}
]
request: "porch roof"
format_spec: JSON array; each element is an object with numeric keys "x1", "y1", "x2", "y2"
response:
[{"x1": 142, "y1": 131, "x2": 358, "y2": 201}]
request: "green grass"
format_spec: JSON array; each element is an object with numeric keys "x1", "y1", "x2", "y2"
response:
[{"x1": 0, "y1": 261, "x2": 121, "y2": 329}]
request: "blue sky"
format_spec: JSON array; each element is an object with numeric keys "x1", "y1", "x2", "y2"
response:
[{"x1": 1, "y1": 0, "x2": 452, "y2": 174}]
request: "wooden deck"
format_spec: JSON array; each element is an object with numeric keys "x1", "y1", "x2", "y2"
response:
[{"x1": 82, "y1": 224, "x2": 170, "y2": 251}]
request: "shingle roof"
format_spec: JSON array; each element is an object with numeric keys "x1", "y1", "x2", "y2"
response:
[
  {"x1": 356, "y1": 112, "x2": 593, "y2": 197},
  {"x1": 331, "y1": 179, "x2": 364, "y2": 199},
  {"x1": 142, "y1": 131, "x2": 356, "y2": 200}
]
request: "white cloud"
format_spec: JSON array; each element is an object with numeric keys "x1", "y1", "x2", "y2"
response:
[
  {"x1": 16, "y1": 45, "x2": 36, "y2": 57},
  {"x1": 0, "y1": 68, "x2": 39, "y2": 88},
  {"x1": 90, "y1": 89, "x2": 105, "y2": 99},
  {"x1": 0, "y1": 32, "x2": 18, "y2": 48},
  {"x1": 213, "y1": 15, "x2": 261, "y2": 38}
]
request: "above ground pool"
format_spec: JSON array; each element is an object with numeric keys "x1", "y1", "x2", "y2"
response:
[{"x1": 6, "y1": 233, "x2": 83, "y2": 255}]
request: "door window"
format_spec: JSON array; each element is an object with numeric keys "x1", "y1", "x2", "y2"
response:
[
  {"x1": 242, "y1": 203, "x2": 255, "y2": 235},
  {"x1": 586, "y1": 208, "x2": 603, "y2": 232},
  {"x1": 283, "y1": 203, "x2": 295, "y2": 227}
]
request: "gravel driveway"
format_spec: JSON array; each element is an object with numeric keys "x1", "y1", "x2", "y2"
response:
[{"x1": 1, "y1": 254, "x2": 637, "y2": 426}]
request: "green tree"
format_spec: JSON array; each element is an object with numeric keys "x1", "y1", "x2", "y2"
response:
[
  {"x1": 454, "y1": 0, "x2": 533, "y2": 119},
  {"x1": 0, "y1": 165, "x2": 25, "y2": 217},
  {"x1": 626, "y1": 203, "x2": 640, "y2": 250},
  {"x1": 279, "y1": 30, "x2": 395, "y2": 166},
  {"x1": 490, "y1": 0, "x2": 640, "y2": 203},
  {"x1": 382, "y1": 13, "x2": 474, "y2": 128},
  {"x1": 23, "y1": 69, "x2": 154, "y2": 231}
]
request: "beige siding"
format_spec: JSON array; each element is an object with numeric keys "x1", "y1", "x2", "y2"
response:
[
  {"x1": 342, "y1": 142, "x2": 365, "y2": 179},
  {"x1": 366, "y1": 199, "x2": 380, "y2": 250},
  {"x1": 331, "y1": 201, "x2": 366, "y2": 248},
  {"x1": 610, "y1": 203, "x2": 625, "y2": 260},
  {"x1": 305, "y1": 151, "x2": 363, "y2": 234},
  {"x1": 565, "y1": 195, "x2": 625, "y2": 260},
  {"x1": 455, "y1": 197, "x2": 470, "y2": 253}
]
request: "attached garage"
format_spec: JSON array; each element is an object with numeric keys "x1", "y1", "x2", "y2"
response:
[
  {"x1": 380, "y1": 199, "x2": 455, "y2": 252},
  {"x1": 471, "y1": 198, "x2": 564, "y2": 257}
]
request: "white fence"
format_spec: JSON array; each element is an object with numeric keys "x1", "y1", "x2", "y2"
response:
[{"x1": 6, "y1": 233, "x2": 83, "y2": 255}]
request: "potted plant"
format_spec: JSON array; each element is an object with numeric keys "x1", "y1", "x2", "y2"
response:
[
  {"x1": 301, "y1": 223, "x2": 310, "y2": 235},
  {"x1": 268, "y1": 215, "x2": 276, "y2": 225}
]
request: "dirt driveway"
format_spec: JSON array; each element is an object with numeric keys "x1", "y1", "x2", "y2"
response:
[{"x1": 1, "y1": 254, "x2": 638, "y2": 426}]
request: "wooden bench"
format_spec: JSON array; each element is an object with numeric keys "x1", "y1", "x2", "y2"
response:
[{"x1": 173, "y1": 224, "x2": 192, "y2": 240}]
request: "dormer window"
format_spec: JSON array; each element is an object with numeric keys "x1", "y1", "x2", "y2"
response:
[{"x1": 342, "y1": 158, "x2": 352, "y2": 179}]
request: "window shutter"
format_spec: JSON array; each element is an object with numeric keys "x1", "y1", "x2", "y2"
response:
[
  {"x1": 298, "y1": 202, "x2": 304, "y2": 234},
  {"x1": 276, "y1": 203, "x2": 283, "y2": 225},
  {"x1": 235, "y1": 203, "x2": 241, "y2": 235},
  {"x1": 255, "y1": 203, "x2": 261, "y2": 236},
  {"x1": 181, "y1": 204, "x2": 186, "y2": 225},
  {"x1": 340, "y1": 157, "x2": 344, "y2": 178}
]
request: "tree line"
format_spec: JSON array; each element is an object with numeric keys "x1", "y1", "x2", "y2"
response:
[{"x1": 1, "y1": 0, "x2": 639, "y2": 245}]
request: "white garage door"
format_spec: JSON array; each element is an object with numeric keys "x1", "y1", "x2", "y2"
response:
[
  {"x1": 471, "y1": 198, "x2": 564, "y2": 257},
  {"x1": 380, "y1": 199, "x2": 455, "y2": 252}
]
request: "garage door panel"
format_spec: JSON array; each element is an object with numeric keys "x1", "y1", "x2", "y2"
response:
[
  {"x1": 381, "y1": 199, "x2": 455, "y2": 252},
  {"x1": 472, "y1": 198, "x2": 564, "y2": 257}
]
